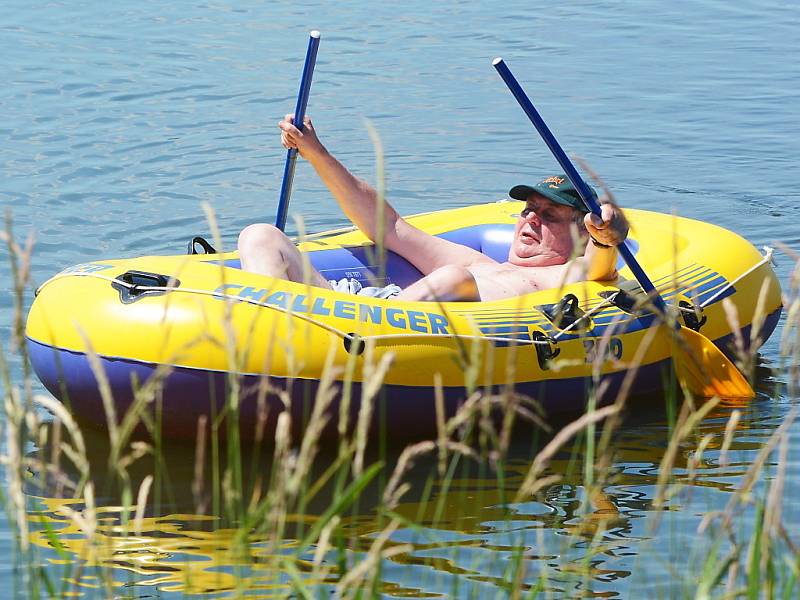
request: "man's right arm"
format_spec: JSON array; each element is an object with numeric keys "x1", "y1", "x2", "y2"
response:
[
  {"x1": 281, "y1": 115, "x2": 399, "y2": 242},
  {"x1": 281, "y1": 115, "x2": 490, "y2": 275}
]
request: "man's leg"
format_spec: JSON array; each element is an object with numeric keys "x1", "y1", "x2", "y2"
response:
[
  {"x1": 238, "y1": 224, "x2": 331, "y2": 288},
  {"x1": 395, "y1": 265, "x2": 480, "y2": 302}
]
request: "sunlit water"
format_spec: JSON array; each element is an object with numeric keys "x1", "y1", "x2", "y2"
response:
[{"x1": 2, "y1": 0, "x2": 799, "y2": 597}]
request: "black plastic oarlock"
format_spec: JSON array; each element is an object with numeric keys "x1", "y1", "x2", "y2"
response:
[
  {"x1": 599, "y1": 288, "x2": 638, "y2": 314},
  {"x1": 187, "y1": 236, "x2": 217, "y2": 255},
  {"x1": 538, "y1": 293, "x2": 588, "y2": 330},
  {"x1": 598, "y1": 278, "x2": 651, "y2": 315},
  {"x1": 679, "y1": 300, "x2": 707, "y2": 331}
]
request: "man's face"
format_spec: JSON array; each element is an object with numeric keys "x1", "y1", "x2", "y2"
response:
[{"x1": 508, "y1": 194, "x2": 582, "y2": 265}]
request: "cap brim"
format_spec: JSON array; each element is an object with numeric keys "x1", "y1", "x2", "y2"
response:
[{"x1": 508, "y1": 185, "x2": 538, "y2": 201}]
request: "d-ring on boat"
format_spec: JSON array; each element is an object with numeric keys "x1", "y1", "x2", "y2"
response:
[{"x1": 26, "y1": 201, "x2": 782, "y2": 439}]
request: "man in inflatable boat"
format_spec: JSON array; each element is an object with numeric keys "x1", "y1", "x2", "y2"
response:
[{"x1": 238, "y1": 115, "x2": 629, "y2": 302}]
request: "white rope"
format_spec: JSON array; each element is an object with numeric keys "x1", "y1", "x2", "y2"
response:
[
  {"x1": 36, "y1": 271, "x2": 554, "y2": 346},
  {"x1": 37, "y1": 271, "x2": 353, "y2": 339},
  {"x1": 352, "y1": 332, "x2": 551, "y2": 346},
  {"x1": 37, "y1": 246, "x2": 773, "y2": 349},
  {"x1": 698, "y1": 246, "x2": 774, "y2": 308},
  {"x1": 550, "y1": 297, "x2": 615, "y2": 341}
]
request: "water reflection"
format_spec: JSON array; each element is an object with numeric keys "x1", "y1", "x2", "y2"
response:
[{"x1": 23, "y1": 360, "x2": 789, "y2": 598}]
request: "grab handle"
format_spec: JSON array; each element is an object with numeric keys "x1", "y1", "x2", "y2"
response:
[{"x1": 111, "y1": 270, "x2": 180, "y2": 304}]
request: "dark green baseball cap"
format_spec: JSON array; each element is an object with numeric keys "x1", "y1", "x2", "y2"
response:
[{"x1": 509, "y1": 175, "x2": 596, "y2": 213}]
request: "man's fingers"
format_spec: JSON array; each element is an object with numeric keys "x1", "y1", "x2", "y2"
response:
[
  {"x1": 281, "y1": 113, "x2": 312, "y2": 128},
  {"x1": 278, "y1": 113, "x2": 319, "y2": 158},
  {"x1": 588, "y1": 213, "x2": 605, "y2": 228},
  {"x1": 279, "y1": 120, "x2": 302, "y2": 140},
  {"x1": 281, "y1": 131, "x2": 298, "y2": 149},
  {"x1": 585, "y1": 204, "x2": 629, "y2": 247}
]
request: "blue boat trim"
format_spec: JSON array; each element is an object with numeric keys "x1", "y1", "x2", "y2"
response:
[{"x1": 24, "y1": 337, "x2": 652, "y2": 438}]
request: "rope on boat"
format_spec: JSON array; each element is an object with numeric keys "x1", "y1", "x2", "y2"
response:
[
  {"x1": 696, "y1": 245, "x2": 774, "y2": 309},
  {"x1": 37, "y1": 245, "x2": 774, "y2": 349},
  {"x1": 37, "y1": 270, "x2": 357, "y2": 339},
  {"x1": 550, "y1": 298, "x2": 615, "y2": 341},
  {"x1": 35, "y1": 271, "x2": 555, "y2": 346}
]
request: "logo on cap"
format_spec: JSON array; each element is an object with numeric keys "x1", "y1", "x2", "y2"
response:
[{"x1": 542, "y1": 176, "x2": 566, "y2": 189}]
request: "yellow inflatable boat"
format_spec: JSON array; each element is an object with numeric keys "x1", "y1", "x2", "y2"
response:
[{"x1": 26, "y1": 201, "x2": 782, "y2": 438}]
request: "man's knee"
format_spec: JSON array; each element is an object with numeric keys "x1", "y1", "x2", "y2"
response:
[{"x1": 238, "y1": 223, "x2": 288, "y2": 252}]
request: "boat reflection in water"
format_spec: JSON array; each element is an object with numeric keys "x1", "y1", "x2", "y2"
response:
[{"x1": 24, "y1": 362, "x2": 784, "y2": 598}]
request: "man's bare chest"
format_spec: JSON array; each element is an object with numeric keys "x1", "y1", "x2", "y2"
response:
[{"x1": 466, "y1": 261, "x2": 570, "y2": 299}]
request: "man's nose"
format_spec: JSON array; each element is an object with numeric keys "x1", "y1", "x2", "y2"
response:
[{"x1": 525, "y1": 211, "x2": 541, "y2": 226}]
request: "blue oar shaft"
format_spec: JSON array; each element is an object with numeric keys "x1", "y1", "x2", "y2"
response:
[
  {"x1": 492, "y1": 57, "x2": 665, "y2": 313},
  {"x1": 275, "y1": 31, "x2": 321, "y2": 231}
]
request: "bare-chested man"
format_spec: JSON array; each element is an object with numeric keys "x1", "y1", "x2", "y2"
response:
[{"x1": 238, "y1": 115, "x2": 629, "y2": 302}]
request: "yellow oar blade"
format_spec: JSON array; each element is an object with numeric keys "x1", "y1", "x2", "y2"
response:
[{"x1": 673, "y1": 327, "x2": 755, "y2": 399}]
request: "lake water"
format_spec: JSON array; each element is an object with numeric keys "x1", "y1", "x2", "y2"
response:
[{"x1": 2, "y1": 0, "x2": 799, "y2": 597}]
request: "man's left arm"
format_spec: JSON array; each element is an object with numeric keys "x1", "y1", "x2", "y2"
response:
[{"x1": 583, "y1": 202, "x2": 629, "y2": 281}]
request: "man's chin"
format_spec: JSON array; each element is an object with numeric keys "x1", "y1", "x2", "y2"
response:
[
  {"x1": 510, "y1": 244, "x2": 539, "y2": 260},
  {"x1": 509, "y1": 249, "x2": 569, "y2": 268},
  {"x1": 508, "y1": 253, "x2": 538, "y2": 266}
]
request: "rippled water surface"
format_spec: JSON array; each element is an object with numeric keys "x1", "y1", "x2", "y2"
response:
[{"x1": 2, "y1": 0, "x2": 799, "y2": 597}]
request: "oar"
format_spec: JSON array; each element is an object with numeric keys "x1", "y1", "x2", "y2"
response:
[
  {"x1": 492, "y1": 57, "x2": 754, "y2": 399},
  {"x1": 275, "y1": 30, "x2": 321, "y2": 231}
]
